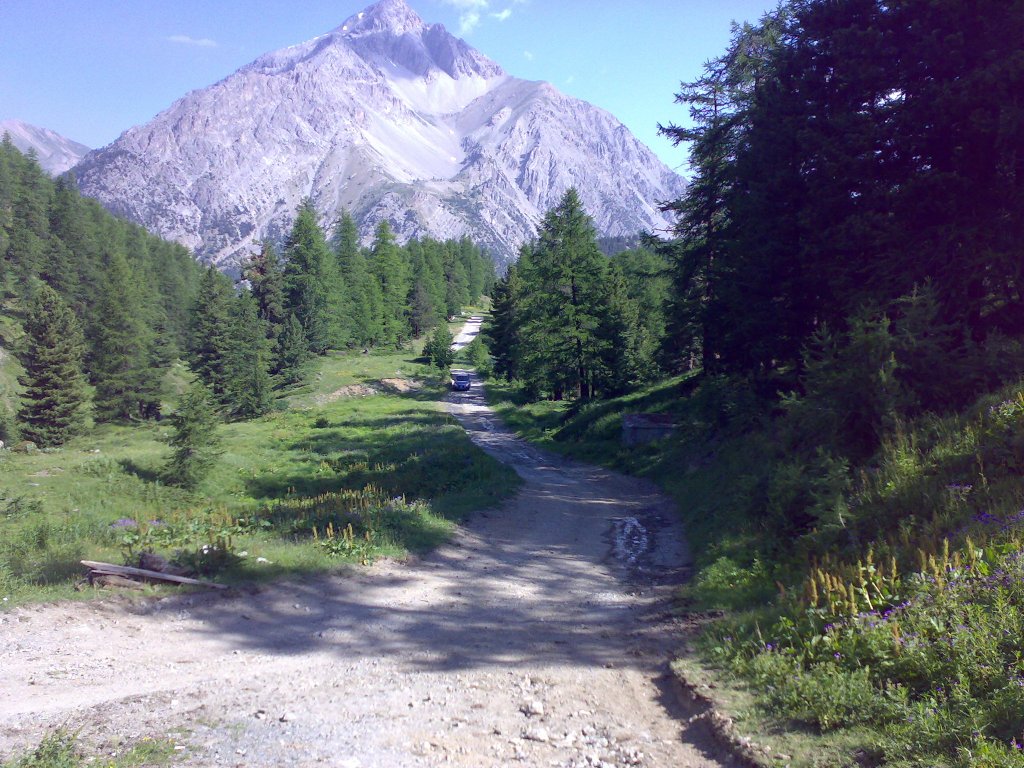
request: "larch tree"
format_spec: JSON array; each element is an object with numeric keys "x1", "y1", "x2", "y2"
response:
[
  {"x1": 370, "y1": 220, "x2": 410, "y2": 347},
  {"x1": 518, "y1": 188, "x2": 614, "y2": 400},
  {"x1": 283, "y1": 200, "x2": 343, "y2": 354}
]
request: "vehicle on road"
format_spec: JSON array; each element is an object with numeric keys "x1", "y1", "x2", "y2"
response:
[{"x1": 450, "y1": 371, "x2": 471, "y2": 391}]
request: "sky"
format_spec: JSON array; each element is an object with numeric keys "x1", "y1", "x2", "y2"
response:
[{"x1": 0, "y1": 0, "x2": 778, "y2": 174}]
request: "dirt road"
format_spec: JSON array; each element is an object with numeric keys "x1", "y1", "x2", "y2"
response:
[{"x1": 0, "y1": 326, "x2": 734, "y2": 767}]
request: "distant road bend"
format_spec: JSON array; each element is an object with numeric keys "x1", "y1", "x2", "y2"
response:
[{"x1": 0, "y1": 318, "x2": 734, "y2": 767}]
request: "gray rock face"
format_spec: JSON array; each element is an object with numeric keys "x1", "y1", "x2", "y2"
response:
[
  {"x1": 74, "y1": 0, "x2": 684, "y2": 268},
  {"x1": 0, "y1": 119, "x2": 90, "y2": 176}
]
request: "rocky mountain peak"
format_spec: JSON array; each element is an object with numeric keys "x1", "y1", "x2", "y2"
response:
[
  {"x1": 73, "y1": 3, "x2": 684, "y2": 271},
  {"x1": 338, "y1": 0, "x2": 425, "y2": 38},
  {"x1": 333, "y1": 0, "x2": 502, "y2": 80}
]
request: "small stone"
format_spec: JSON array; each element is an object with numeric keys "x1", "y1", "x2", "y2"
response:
[
  {"x1": 520, "y1": 699, "x2": 544, "y2": 717},
  {"x1": 524, "y1": 727, "x2": 550, "y2": 743},
  {"x1": 254, "y1": 710, "x2": 267, "y2": 720},
  {"x1": 279, "y1": 711, "x2": 294, "y2": 722}
]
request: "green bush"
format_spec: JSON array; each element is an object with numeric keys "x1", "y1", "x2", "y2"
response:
[
  {"x1": 3, "y1": 729, "x2": 81, "y2": 768},
  {"x1": 684, "y1": 555, "x2": 775, "y2": 611}
]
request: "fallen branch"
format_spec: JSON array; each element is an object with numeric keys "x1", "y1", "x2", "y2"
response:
[{"x1": 81, "y1": 560, "x2": 229, "y2": 590}]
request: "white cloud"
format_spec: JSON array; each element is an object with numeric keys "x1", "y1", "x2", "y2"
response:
[
  {"x1": 566, "y1": 74, "x2": 576, "y2": 85},
  {"x1": 438, "y1": 0, "x2": 488, "y2": 34},
  {"x1": 460, "y1": 10, "x2": 482, "y2": 34},
  {"x1": 523, "y1": 50, "x2": 534, "y2": 61},
  {"x1": 167, "y1": 34, "x2": 217, "y2": 48},
  {"x1": 441, "y1": 0, "x2": 520, "y2": 34}
]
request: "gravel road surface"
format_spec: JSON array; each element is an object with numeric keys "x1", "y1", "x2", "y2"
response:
[{"x1": 0, "y1": 320, "x2": 735, "y2": 768}]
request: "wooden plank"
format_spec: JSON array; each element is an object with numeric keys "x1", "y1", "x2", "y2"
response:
[{"x1": 81, "y1": 560, "x2": 229, "y2": 590}]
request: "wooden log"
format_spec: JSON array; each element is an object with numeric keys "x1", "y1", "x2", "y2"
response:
[
  {"x1": 91, "y1": 573, "x2": 147, "y2": 590},
  {"x1": 81, "y1": 560, "x2": 229, "y2": 590}
]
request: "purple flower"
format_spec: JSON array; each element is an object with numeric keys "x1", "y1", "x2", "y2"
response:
[{"x1": 109, "y1": 518, "x2": 137, "y2": 529}]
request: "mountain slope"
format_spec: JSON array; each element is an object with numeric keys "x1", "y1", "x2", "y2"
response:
[
  {"x1": 74, "y1": 0, "x2": 684, "y2": 268},
  {"x1": 0, "y1": 119, "x2": 90, "y2": 176}
]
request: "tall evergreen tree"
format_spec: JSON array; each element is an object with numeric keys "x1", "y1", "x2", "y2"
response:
[
  {"x1": 518, "y1": 189, "x2": 613, "y2": 400},
  {"x1": 186, "y1": 267, "x2": 235, "y2": 398},
  {"x1": 274, "y1": 312, "x2": 309, "y2": 384},
  {"x1": 17, "y1": 284, "x2": 88, "y2": 446},
  {"x1": 283, "y1": 200, "x2": 342, "y2": 353},
  {"x1": 370, "y1": 220, "x2": 411, "y2": 346},
  {"x1": 594, "y1": 264, "x2": 643, "y2": 396},
  {"x1": 224, "y1": 291, "x2": 274, "y2": 418},
  {"x1": 333, "y1": 212, "x2": 382, "y2": 347},
  {"x1": 443, "y1": 246, "x2": 470, "y2": 320},
  {"x1": 241, "y1": 240, "x2": 286, "y2": 339},
  {"x1": 484, "y1": 256, "x2": 526, "y2": 382},
  {"x1": 91, "y1": 244, "x2": 159, "y2": 421},
  {"x1": 407, "y1": 238, "x2": 446, "y2": 337}
]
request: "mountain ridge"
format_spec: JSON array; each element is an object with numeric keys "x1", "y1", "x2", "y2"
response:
[
  {"x1": 73, "y1": 0, "x2": 684, "y2": 268},
  {"x1": 0, "y1": 119, "x2": 90, "y2": 177}
]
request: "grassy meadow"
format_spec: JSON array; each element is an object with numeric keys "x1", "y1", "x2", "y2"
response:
[{"x1": 0, "y1": 341, "x2": 520, "y2": 607}]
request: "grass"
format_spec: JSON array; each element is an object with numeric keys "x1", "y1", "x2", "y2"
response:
[
  {"x1": 0, "y1": 342, "x2": 520, "y2": 607},
  {"x1": 1, "y1": 729, "x2": 176, "y2": 768}
]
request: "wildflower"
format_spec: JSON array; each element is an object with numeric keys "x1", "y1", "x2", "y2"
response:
[{"x1": 109, "y1": 518, "x2": 137, "y2": 529}]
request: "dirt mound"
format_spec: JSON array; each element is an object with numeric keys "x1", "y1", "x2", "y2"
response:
[
  {"x1": 316, "y1": 383, "x2": 382, "y2": 404},
  {"x1": 378, "y1": 377, "x2": 422, "y2": 393}
]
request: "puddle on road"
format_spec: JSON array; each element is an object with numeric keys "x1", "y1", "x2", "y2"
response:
[{"x1": 611, "y1": 516, "x2": 650, "y2": 567}]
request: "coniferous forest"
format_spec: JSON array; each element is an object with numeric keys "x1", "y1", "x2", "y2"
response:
[{"x1": 0, "y1": 137, "x2": 493, "y2": 456}]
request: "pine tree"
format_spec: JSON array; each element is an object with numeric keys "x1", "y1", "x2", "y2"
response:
[
  {"x1": 593, "y1": 264, "x2": 643, "y2": 396},
  {"x1": 424, "y1": 325, "x2": 455, "y2": 371},
  {"x1": 484, "y1": 257, "x2": 526, "y2": 381},
  {"x1": 370, "y1": 220, "x2": 410, "y2": 346},
  {"x1": 241, "y1": 240, "x2": 286, "y2": 339},
  {"x1": 17, "y1": 284, "x2": 88, "y2": 446},
  {"x1": 407, "y1": 238, "x2": 450, "y2": 337},
  {"x1": 91, "y1": 244, "x2": 159, "y2": 421},
  {"x1": 164, "y1": 382, "x2": 222, "y2": 489},
  {"x1": 444, "y1": 246, "x2": 470, "y2": 319},
  {"x1": 283, "y1": 200, "x2": 342, "y2": 354},
  {"x1": 6, "y1": 149, "x2": 50, "y2": 287},
  {"x1": 224, "y1": 291, "x2": 274, "y2": 418},
  {"x1": 274, "y1": 313, "x2": 309, "y2": 384},
  {"x1": 518, "y1": 189, "x2": 611, "y2": 400},
  {"x1": 333, "y1": 211, "x2": 382, "y2": 347},
  {"x1": 186, "y1": 267, "x2": 235, "y2": 398}
]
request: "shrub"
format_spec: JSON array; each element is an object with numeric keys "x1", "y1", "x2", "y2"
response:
[{"x1": 164, "y1": 382, "x2": 222, "y2": 489}]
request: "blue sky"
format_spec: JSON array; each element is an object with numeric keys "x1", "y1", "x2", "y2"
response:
[{"x1": 0, "y1": 0, "x2": 778, "y2": 174}]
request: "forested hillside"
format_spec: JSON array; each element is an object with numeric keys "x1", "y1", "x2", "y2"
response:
[
  {"x1": 0, "y1": 135, "x2": 203, "y2": 439},
  {"x1": 485, "y1": 1, "x2": 1024, "y2": 764},
  {"x1": 0, "y1": 136, "x2": 494, "y2": 452}
]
